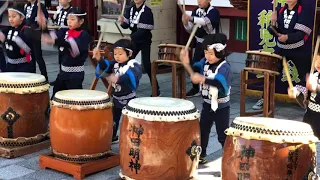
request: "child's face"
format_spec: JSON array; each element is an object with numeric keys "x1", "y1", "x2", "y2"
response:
[
  {"x1": 134, "y1": 0, "x2": 144, "y2": 4},
  {"x1": 8, "y1": 11, "x2": 24, "y2": 28},
  {"x1": 204, "y1": 48, "x2": 219, "y2": 64},
  {"x1": 113, "y1": 48, "x2": 132, "y2": 63},
  {"x1": 59, "y1": 0, "x2": 71, "y2": 7},
  {"x1": 197, "y1": 0, "x2": 211, "y2": 8},
  {"x1": 67, "y1": 15, "x2": 84, "y2": 30},
  {"x1": 315, "y1": 55, "x2": 320, "y2": 72},
  {"x1": 286, "y1": 0, "x2": 298, "y2": 6}
]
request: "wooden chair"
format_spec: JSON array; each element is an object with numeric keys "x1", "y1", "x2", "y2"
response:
[
  {"x1": 240, "y1": 67, "x2": 279, "y2": 118},
  {"x1": 151, "y1": 60, "x2": 186, "y2": 99}
]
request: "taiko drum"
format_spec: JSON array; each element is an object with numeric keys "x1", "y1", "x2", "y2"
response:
[
  {"x1": 222, "y1": 117, "x2": 318, "y2": 180},
  {"x1": 50, "y1": 90, "x2": 113, "y2": 163},
  {"x1": 0, "y1": 73, "x2": 49, "y2": 147},
  {"x1": 119, "y1": 97, "x2": 201, "y2": 180}
]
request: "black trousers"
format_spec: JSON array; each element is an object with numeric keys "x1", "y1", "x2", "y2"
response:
[
  {"x1": 31, "y1": 30, "x2": 48, "y2": 81},
  {"x1": 191, "y1": 42, "x2": 205, "y2": 90},
  {"x1": 51, "y1": 72, "x2": 84, "y2": 99},
  {"x1": 303, "y1": 109, "x2": 320, "y2": 139},
  {"x1": 133, "y1": 42, "x2": 159, "y2": 91},
  {"x1": 112, "y1": 96, "x2": 135, "y2": 138},
  {"x1": 6, "y1": 62, "x2": 36, "y2": 73},
  {"x1": 0, "y1": 48, "x2": 6, "y2": 72},
  {"x1": 200, "y1": 103, "x2": 230, "y2": 157}
]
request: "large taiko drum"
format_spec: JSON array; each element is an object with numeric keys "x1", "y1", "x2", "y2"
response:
[
  {"x1": 246, "y1": 51, "x2": 283, "y2": 72},
  {"x1": 222, "y1": 117, "x2": 318, "y2": 180},
  {"x1": 158, "y1": 44, "x2": 190, "y2": 61},
  {"x1": 50, "y1": 90, "x2": 113, "y2": 163},
  {"x1": 0, "y1": 73, "x2": 49, "y2": 147},
  {"x1": 119, "y1": 97, "x2": 201, "y2": 179}
]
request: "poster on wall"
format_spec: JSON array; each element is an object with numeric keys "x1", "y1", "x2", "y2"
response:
[
  {"x1": 101, "y1": 0, "x2": 131, "y2": 18},
  {"x1": 247, "y1": 0, "x2": 318, "y2": 99}
]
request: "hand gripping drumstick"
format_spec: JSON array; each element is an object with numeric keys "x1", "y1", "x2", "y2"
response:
[
  {"x1": 310, "y1": 35, "x2": 320, "y2": 75},
  {"x1": 180, "y1": 24, "x2": 199, "y2": 75},
  {"x1": 283, "y1": 57, "x2": 294, "y2": 89}
]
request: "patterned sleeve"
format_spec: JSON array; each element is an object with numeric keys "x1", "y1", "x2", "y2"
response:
[
  {"x1": 130, "y1": 7, "x2": 154, "y2": 42},
  {"x1": 287, "y1": 6, "x2": 312, "y2": 44},
  {"x1": 194, "y1": 7, "x2": 220, "y2": 34},
  {"x1": 192, "y1": 58, "x2": 206, "y2": 75},
  {"x1": 95, "y1": 59, "x2": 116, "y2": 78},
  {"x1": 183, "y1": 9, "x2": 196, "y2": 33},
  {"x1": 121, "y1": 6, "x2": 131, "y2": 29},
  {"x1": 117, "y1": 61, "x2": 143, "y2": 91}
]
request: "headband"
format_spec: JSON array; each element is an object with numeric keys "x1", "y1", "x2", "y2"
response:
[
  {"x1": 115, "y1": 46, "x2": 133, "y2": 52},
  {"x1": 8, "y1": 8, "x2": 25, "y2": 17},
  {"x1": 68, "y1": 13, "x2": 87, "y2": 16},
  {"x1": 208, "y1": 43, "x2": 227, "y2": 52}
]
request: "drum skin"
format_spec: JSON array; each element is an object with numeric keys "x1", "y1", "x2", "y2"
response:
[
  {"x1": 50, "y1": 107, "x2": 113, "y2": 155},
  {"x1": 0, "y1": 91, "x2": 49, "y2": 138},
  {"x1": 246, "y1": 52, "x2": 282, "y2": 72},
  {"x1": 222, "y1": 136, "x2": 316, "y2": 180},
  {"x1": 120, "y1": 115, "x2": 201, "y2": 180}
]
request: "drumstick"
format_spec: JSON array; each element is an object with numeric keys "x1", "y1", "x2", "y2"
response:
[
  {"x1": 181, "y1": 24, "x2": 199, "y2": 75},
  {"x1": 283, "y1": 57, "x2": 294, "y2": 89},
  {"x1": 310, "y1": 35, "x2": 320, "y2": 75},
  {"x1": 121, "y1": 0, "x2": 127, "y2": 16},
  {"x1": 114, "y1": 22, "x2": 124, "y2": 37},
  {"x1": 37, "y1": 0, "x2": 42, "y2": 29},
  {"x1": 92, "y1": 31, "x2": 104, "y2": 59},
  {"x1": 270, "y1": 26, "x2": 280, "y2": 37},
  {"x1": 272, "y1": 0, "x2": 276, "y2": 26},
  {"x1": 183, "y1": 0, "x2": 186, "y2": 12},
  {"x1": 177, "y1": 0, "x2": 185, "y2": 13}
]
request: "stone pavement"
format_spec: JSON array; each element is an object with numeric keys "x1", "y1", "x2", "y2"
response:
[{"x1": 0, "y1": 51, "x2": 317, "y2": 180}]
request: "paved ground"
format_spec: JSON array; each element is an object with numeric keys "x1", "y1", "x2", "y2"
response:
[{"x1": 0, "y1": 51, "x2": 317, "y2": 180}]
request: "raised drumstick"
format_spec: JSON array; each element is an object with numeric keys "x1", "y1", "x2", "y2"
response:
[
  {"x1": 181, "y1": 24, "x2": 199, "y2": 75},
  {"x1": 310, "y1": 35, "x2": 320, "y2": 75},
  {"x1": 283, "y1": 57, "x2": 293, "y2": 89},
  {"x1": 272, "y1": 0, "x2": 277, "y2": 26},
  {"x1": 121, "y1": 0, "x2": 127, "y2": 16},
  {"x1": 177, "y1": 0, "x2": 185, "y2": 13},
  {"x1": 92, "y1": 31, "x2": 104, "y2": 59},
  {"x1": 183, "y1": 0, "x2": 186, "y2": 12}
]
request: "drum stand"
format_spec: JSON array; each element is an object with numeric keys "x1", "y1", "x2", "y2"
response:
[
  {"x1": 88, "y1": 50, "x2": 112, "y2": 95},
  {"x1": 39, "y1": 152, "x2": 120, "y2": 180},
  {"x1": 0, "y1": 139, "x2": 50, "y2": 158},
  {"x1": 151, "y1": 60, "x2": 186, "y2": 98},
  {"x1": 240, "y1": 68, "x2": 279, "y2": 117}
]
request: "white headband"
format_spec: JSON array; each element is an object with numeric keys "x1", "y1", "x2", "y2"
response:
[
  {"x1": 115, "y1": 47, "x2": 133, "y2": 52},
  {"x1": 7, "y1": 8, "x2": 25, "y2": 18},
  {"x1": 208, "y1": 43, "x2": 227, "y2": 52},
  {"x1": 68, "y1": 13, "x2": 87, "y2": 16}
]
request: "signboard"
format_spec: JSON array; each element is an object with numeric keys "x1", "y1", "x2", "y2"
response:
[
  {"x1": 101, "y1": 0, "x2": 131, "y2": 18},
  {"x1": 150, "y1": 0, "x2": 162, "y2": 6},
  {"x1": 247, "y1": 0, "x2": 318, "y2": 97}
]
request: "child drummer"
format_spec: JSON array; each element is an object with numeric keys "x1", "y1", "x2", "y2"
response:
[
  {"x1": 288, "y1": 48, "x2": 320, "y2": 138},
  {"x1": 93, "y1": 39, "x2": 142, "y2": 143},
  {"x1": 0, "y1": 4, "x2": 35, "y2": 73},
  {"x1": 182, "y1": 0, "x2": 220, "y2": 97},
  {"x1": 180, "y1": 33, "x2": 232, "y2": 164}
]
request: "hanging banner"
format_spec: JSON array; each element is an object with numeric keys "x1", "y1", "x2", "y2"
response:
[{"x1": 247, "y1": 0, "x2": 318, "y2": 100}]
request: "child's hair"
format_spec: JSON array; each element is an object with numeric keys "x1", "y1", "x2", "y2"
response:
[
  {"x1": 8, "y1": 3, "x2": 26, "y2": 18},
  {"x1": 202, "y1": 33, "x2": 229, "y2": 59},
  {"x1": 112, "y1": 39, "x2": 136, "y2": 59},
  {"x1": 67, "y1": 7, "x2": 90, "y2": 35}
]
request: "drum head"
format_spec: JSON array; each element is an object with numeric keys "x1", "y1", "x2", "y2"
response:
[
  {"x1": 52, "y1": 90, "x2": 112, "y2": 110},
  {"x1": 0, "y1": 72, "x2": 46, "y2": 84},
  {"x1": 226, "y1": 117, "x2": 318, "y2": 144},
  {"x1": 246, "y1": 50, "x2": 282, "y2": 59},
  {"x1": 0, "y1": 72, "x2": 49, "y2": 94},
  {"x1": 123, "y1": 97, "x2": 200, "y2": 121}
]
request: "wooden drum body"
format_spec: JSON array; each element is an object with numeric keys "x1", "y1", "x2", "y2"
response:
[
  {"x1": 119, "y1": 97, "x2": 201, "y2": 180},
  {"x1": 0, "y1": 73, "x2": 49, "y2": 147},
  {"x1": 50, "y1": 90, "x2": 113, "y2": 163},
  {"x1": 222, "y1": 117, "x2": 318, "y2": 180},
  {"x1": 158, "y1": 44, "x2": 189, "y2": 61},
  {"x1": 246, "y1": 51, "x2": 282, "y2": 72}
]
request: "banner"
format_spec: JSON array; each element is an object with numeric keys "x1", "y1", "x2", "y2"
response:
[{"x1": 247, "y1": 0, "x2": 318, "y2": 98}]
